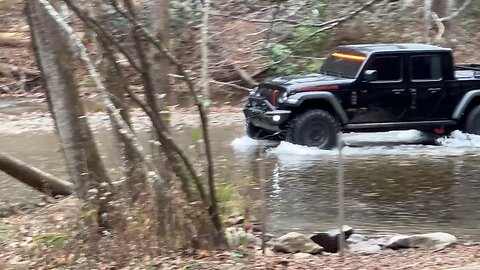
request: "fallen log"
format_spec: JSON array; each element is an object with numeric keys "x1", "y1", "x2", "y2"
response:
[{"x1": 0, "y1": 152, "x2": 73, "y2": 196}]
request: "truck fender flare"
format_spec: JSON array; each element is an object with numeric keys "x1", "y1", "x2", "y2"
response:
[
  {"x1": 285, "y1": 91, "x2": 349, "y2": 123},
  {"x1": 452, "y1": 89, "x2": 480, "y2": 119}
]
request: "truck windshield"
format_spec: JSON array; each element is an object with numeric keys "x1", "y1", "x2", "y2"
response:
[{"x1": 320, "y1": 52, "x2": 366, "y2": 79}]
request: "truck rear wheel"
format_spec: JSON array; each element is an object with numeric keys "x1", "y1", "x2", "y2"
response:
[
  {"x1": 286, "y1": 109, "x2": 340, "y2": 149},
  {"x1": 465, "y1": 106, "x2": 480, "y2": 135}
]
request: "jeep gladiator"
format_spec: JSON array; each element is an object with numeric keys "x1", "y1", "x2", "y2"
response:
[{"x1": 243, "y1": 43, "x2": 480, "y2": 149}]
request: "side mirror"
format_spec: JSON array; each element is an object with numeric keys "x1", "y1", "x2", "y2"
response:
[{"x1": 364, "y1": 70, "x2": 378, "y2": 82}]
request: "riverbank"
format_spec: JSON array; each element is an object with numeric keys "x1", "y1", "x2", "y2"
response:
[
  {"x1": 0, "y1": 97, "x2": 245, "y2": 134},
  {"x1": 1, "y1": 197, "x2": 480, "y2": 270}
]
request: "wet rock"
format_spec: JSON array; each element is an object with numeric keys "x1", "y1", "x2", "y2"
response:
[
  {"x1": 346, "y1": 233, "x2": 367, "y2": 244},
  {"x1": 225, "y1": 227, "x2": 260, "y2": 248},
  {"x1": 310, "y1": 225, "x2": 354, "y2": 253},
  {"x1": 293, "y1": 252, "x2": 314, "y2": 260},
  {"x1": 273, "y1": 232, "x2": 323, "y2": 254},
  {"x1": 386, "y1": 232, "x2": 457, "y2": 250},
  {"x1": 349, "y1": 239, "x2": 383, "y2": 254}
]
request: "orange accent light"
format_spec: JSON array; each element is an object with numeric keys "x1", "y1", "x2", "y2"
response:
[
  {"x1": 332, "y1": 52, "x2": 366, "y2": 61},
  {"x1": 297, "y1": 85, "x2": 339, "y2": 92}
]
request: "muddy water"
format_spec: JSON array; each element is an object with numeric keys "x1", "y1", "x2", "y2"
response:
[{"x1": 2, "y1": 100, "x2": 480, "y2": 239}]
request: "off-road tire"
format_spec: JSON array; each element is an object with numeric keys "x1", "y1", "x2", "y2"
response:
[
  {"x1": 246, "y1": 122, "x2": 281, "y2": 141},
  {"x1": 286, "y1": 109, "x2": 340, "y2": 149},
  {"x1": 465, "y1": 105, "x2": 480, "y2": 135}
]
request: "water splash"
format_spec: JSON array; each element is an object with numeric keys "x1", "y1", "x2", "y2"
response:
[
  {"x1": 437, "y1": 130, "x2": 480, "y2": 147},
  {"x1": 232, "y1": 130, "x2": 480, "y2": 160}
]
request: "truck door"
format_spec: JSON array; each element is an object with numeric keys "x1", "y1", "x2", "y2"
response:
[
  {"x1": 354, "y1": 54, "x2": 413, "y2": 123},
  {"x1": 408, "y1": 54, "x2": 448, "y2": 120}
]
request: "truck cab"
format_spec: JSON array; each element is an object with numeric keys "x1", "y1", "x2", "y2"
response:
[{"x1": 244, "y1": 43, "x2": 480, "y2": 149}]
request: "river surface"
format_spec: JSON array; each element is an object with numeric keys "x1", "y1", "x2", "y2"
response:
[{"x1": 2, "y1": 100, "x2": 480, "y2": 239}]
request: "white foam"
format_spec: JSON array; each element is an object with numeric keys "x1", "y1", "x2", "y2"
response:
[
  {"x1": 437, "y1": 130, "x2": 480, "y2": 147},
  {"x1": 232, "y1": 130, "x2": 480, "y2": 161},
  {"x1": 230, "y1": 136, "x2": 258, "y2": 146}
]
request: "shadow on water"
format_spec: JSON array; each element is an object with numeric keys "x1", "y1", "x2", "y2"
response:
[{"x1": 2, "y1": 119, "x2": 480, "y2": 239}]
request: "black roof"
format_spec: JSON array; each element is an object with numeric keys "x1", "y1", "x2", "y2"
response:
[{"x1": 336, "y1": 43, "x2": 452, "y2": 54}]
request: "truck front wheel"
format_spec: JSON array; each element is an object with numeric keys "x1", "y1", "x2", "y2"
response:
[
  {"x1": 286, "y1": 109, "x2": 340, "y2": 149},
  {"x1": 465, "y1": 106, "x2": 480, "y2": 135}
]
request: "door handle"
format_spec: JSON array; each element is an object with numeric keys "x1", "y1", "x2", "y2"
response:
[
  {"x1": 392, "y1": 89, "x2": 406, "y2": 94},
  {"x1": 428, "y1": 87, "x2": 441, "y2": 93}
]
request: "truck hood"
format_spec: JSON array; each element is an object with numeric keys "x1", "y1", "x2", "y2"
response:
[{"x1": 267, "y1": 73, "x2": 355, "y2": 91}]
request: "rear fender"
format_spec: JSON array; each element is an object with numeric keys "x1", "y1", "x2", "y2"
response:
[{"x1": 452, "y1": 89, "x2": 480, "y2": 119}]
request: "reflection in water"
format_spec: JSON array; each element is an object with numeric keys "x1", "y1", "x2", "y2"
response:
[{"x1": 2, "y1": 125, "x2": 480, "y2": 239}]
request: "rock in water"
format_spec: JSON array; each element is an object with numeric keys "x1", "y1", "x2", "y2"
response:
[
  {"x1": 349, "y1": 239, "x2": 383, "y2": 254},
  {"x1": 346, "y1": 233, "x2": 368, "y2": 244},
  {"x1": 386, "y1": 232, "x2": 457, "y2": 250},
  {"x1": 310, "y1": 225, "x2": 354, "y2": 253},
  {"x1": 273, "y1": 232, "x2": 323, "y2": 254}
]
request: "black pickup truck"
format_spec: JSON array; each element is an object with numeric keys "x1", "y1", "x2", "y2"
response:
[{"x1": 243, "y1": 43, "x2": 480, "y2": 149}]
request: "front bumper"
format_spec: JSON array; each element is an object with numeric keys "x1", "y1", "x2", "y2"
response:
[{"x1": 243, "y1": 98, "x2": 291, "y2": 132}]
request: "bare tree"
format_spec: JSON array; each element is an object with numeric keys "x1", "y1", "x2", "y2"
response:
[{"x1": 26, "y1": 0, "x2": 112, "y2": 204}]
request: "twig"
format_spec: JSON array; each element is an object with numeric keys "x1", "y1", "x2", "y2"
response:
[
  {"x1": 432, "y1": 12, "x2": 445, "y2": 41},
  {"x1": 439, "y1": 0, "x2": 472, "y2": 22},
  {"x1": 168, "y1": 73, "x2": 251, "y2": 92},
  {"x1": 337, "y1": 132, "x2": 345, "y2": 256}
]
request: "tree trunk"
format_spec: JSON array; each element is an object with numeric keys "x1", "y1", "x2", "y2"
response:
[
  {"x1": 147, "y1": 0, "x2": 173, "y2": 109},
  {"x1": 0, "y1": 152, "x2": 73, "y2": 196},
  {"x1": 26, "y1": 0, "x2": 112, "y2": 202}
]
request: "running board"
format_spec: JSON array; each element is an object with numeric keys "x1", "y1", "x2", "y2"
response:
[{"x1": 344, "y1": 120, "x2": 456, "y2": 130}]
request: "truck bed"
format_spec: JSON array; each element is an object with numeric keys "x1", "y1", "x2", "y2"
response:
[{"x1": 455, "y1": 64, "x2": 480, "y2": 80}]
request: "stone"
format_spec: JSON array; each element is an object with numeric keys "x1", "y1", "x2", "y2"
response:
[
  {"x1": 293, "y1": 252, "x2": 314, "y2": 260},
  {"x1": 310, "y1": 225, "x2": 354, "y2": 253},
  {"x1": 386, "y1": 232, "x2": 457, "y2": 250},
  {"x1": 272, "y1": 232, "x2": 323, "y2": 254},
  {"x1": 225, "y1": 227, "x2": 260, "y2": 248},
  {"x1": 346, "y1": 233, "x2": 367, "y2": 244},
  {"x1": 349, "y1": 239, "x2": 383, "y2": 254}
]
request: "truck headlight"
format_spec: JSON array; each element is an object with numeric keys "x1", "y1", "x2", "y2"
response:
[{"x1": 278, "y1": 92, "x2": 288, "y2": 103}]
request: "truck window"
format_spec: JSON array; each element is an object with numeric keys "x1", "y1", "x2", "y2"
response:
[
  {"x1": 411, "y1": 55, "x2": 442, "y2": 81},
  {"x1": 368, "y1": 56, "x2": 402, "y2": 81}
]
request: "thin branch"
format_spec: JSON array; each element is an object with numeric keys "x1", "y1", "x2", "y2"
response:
[
  {"x1": 294, "y1": 0, "x2": 381, "y2": 46},
  {"x1": 439, "y1": 0, "x2": 472, "y2": 22},
  {"x1": 432, "y1": 12, "x2": 445, "y2": 41},
  {"x1": 168, "y1": 74, "x2": 252, "y2": 92}
]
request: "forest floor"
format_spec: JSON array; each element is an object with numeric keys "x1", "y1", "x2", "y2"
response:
[{"x1": 1, "y1": 198, "x2": 480, "y2": 270}]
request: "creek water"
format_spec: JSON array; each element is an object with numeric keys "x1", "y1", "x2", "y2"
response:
[{"x1": 2, "y1": 100, "x2": 480, "y2": 239}]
